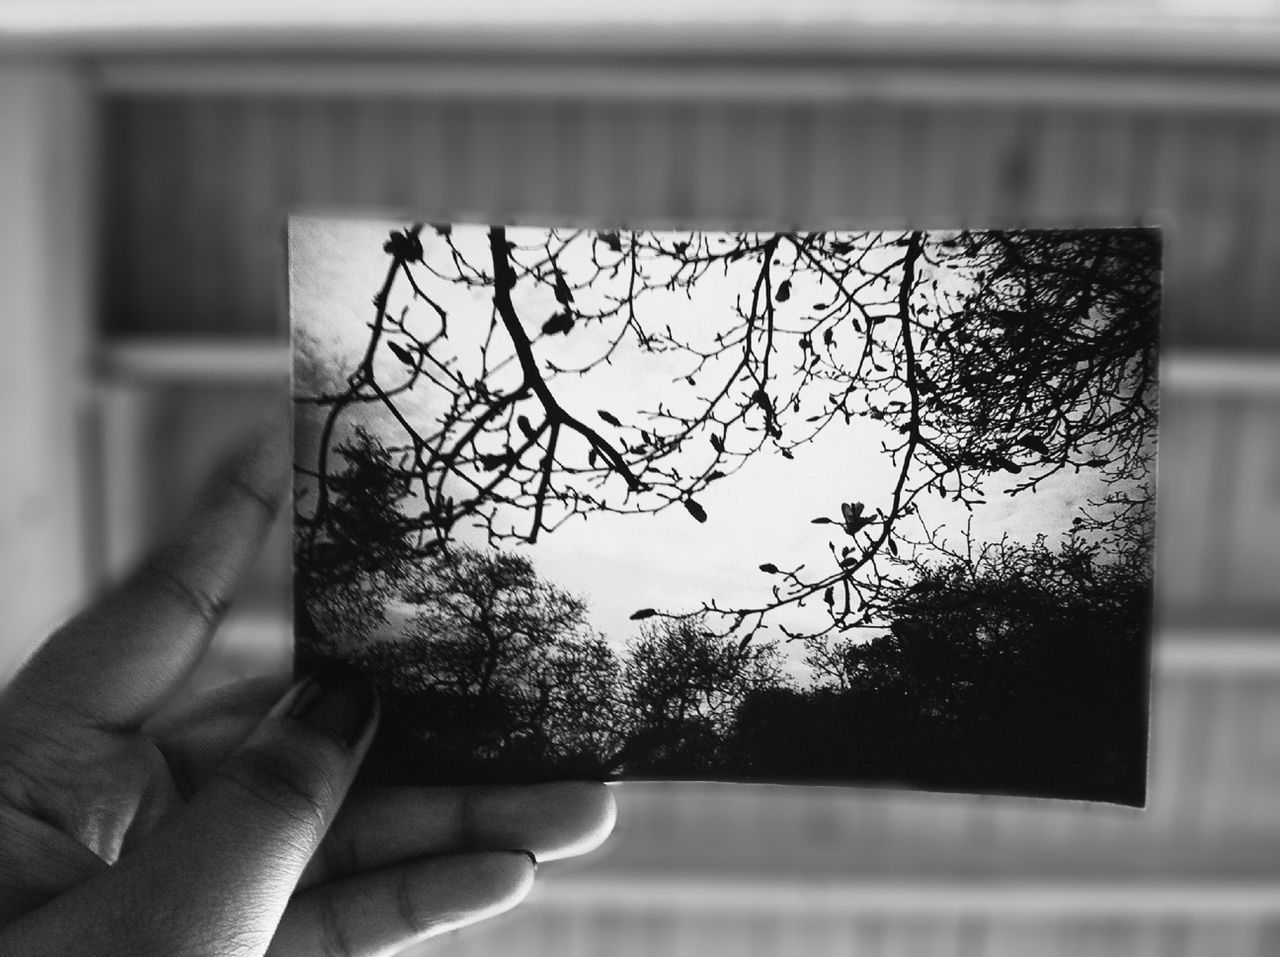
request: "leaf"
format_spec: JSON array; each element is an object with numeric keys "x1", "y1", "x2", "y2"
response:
[
  {"x1": 432, "y1": 223, "x2": 453, "y2": 237},
  {"x1": 541, "y1": 311, "x2": 576, "y2": 335},
  {"x1": 598, "y1": 410, "x2": 622, "y2": 427},
  {"x1": 630, "y1": 608, "x2": 657, "y2": 621},
  {"x1": 588, "y1": 447, "x2": 599, "y2": 467},
  {"x1": 516, "y1": 415, "x2": 535, "y2": 439},
  {"x1": 781, "y1": 448, "x2": 794, "y2": 460},
  {"x1": 822, "y1": 328, "x2": 834, "y2": 347},
  {"x1": 823, "y1": 586, "x2": 835, "y2": 608},
  {"x1": 683, "y1": 499, "x2": 708, "y2": 523},
  {"x1": 994, "y1": 457, "x2": 1022, "y2": 474},
  {"x1": 387, "y1": 341, "x2": 415, "y2": 365},
  {"x1": 887, "y1": 537, "x2": 899, "y2": 557},
  {"x1": 710, "y1": 434, "x2": 724, "y2": 454},
  {"x1": 1086, "y1": 457, "x2": 1109, "y2": 467},
  {"x1": 706, "y1": 470, "x2": 726, "y2": 482},
  {"x1": 776, "y1": 279, "x2": 791, "y2": 302},
  {"x1": 811, "y1": 517, "x2": 833, "y2": 525},
  {"x1": 553, "y1": 268, "x2": 573, "y2": 305},
  {"x1": 599, "y1": 230, "x2": 622, "y2": 253},
  {"x1": 382, "y1": 229, "x2": 424, "y2": 263},
  {"x1": 759, "y1": 563, "x2": 780, "y2": 574},
  {"x1": 1018, "y1": 433, "x2": 1051, "y2": 455}
]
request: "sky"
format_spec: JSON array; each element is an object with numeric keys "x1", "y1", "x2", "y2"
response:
[{"x1": 291, "y1": 216, "x2": 1114, "y2": 683}]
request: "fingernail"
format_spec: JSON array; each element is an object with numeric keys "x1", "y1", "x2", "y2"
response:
[
  {"x1": 515, "y1": 849, "x2": 538, "y2": 870},
  {"x1": 287, "y1": 661, "x2": 378, "y2": 747}
]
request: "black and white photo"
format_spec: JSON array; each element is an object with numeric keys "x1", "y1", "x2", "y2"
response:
[{"x1": 292, "y1": 219, "x2": 1159, "y2": 805}]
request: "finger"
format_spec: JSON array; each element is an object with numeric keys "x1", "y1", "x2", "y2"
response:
[
  {"x1": 301, "y1": 780, "x2": 616, "y2": 888},
  {"x1": 0, "y1": 806, "x2": 108, "y2": 924},
  {"x1": 3, "y1": 662, "x2": 378, "y2": 956},
  {"x1": 8, "y1": 407, "x2": 290, "y2": 728},
  {"x1": 146, "y1": 662, "x2": 377, "y2": 949},
  {"x1": 156, "y1": 693, "x2": 615, "y2": 880},
  {"x1": 270, "y1": 852, "x2": 534, "y2": 957},
  {"x1": 149, "y1": 674, "x2": 292, "y2": 796}
]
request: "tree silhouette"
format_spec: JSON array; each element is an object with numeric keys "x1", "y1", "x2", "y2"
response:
[
  {"x1": 734, "y1": 533, "x2": 1151, "y2": 802},
  {"x1": 339, "y1": 543, "x2": 790, "y2": 783},
  {"x1": 607, "y1": 616, "x2": 785, "y2": 777},
  {"x1": 295, "y1": 225, "x2": 1158, "y2": 648},
  {"x1": 295, "y1": 426, "x2": 419, "y2": 657},
  {"x1": 348, "y1": 545, "x2": 626, "y2": 782},
  {"x1": 296, "y1": 447, "x2": 1149, "y2": 800}
]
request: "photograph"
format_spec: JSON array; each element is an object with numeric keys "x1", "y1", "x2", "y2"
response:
[{"x1": 292, "y1": 219, "x2": 1159, "y2": 805}]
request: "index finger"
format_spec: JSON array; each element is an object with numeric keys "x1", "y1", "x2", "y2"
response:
[
  {"x1": 6, "y1": 406, "x2": 290, "y2": 730},
  {"x1": 299, "y1": 781, "x2": 617, "y2": 890}
]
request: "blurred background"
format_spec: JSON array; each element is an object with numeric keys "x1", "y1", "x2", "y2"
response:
[{"x1": 3, "y1": 1, "x2": 1280, "y2": 954}]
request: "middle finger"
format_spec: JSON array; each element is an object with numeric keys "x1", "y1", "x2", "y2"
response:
[{"x1": 299, "y1": 781, "x2": 616, "y2": 889}]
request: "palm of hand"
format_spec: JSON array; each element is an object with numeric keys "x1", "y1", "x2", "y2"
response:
[{"x1": 0, "y1": 418, "x2": 614, "y2": 955}]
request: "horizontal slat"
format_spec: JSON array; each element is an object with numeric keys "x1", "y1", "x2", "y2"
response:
[
  {"x1": 528, "y1": 878, "x2": 1280, "y2": 917},
  {"x1": 91, "y1": 59, "x2": 1280, "y2": 112},
  {"x1": 414, "y1": 909, "x2": 1273, "y2": 957},
  {"x1": 97, "y1": 340, "x2": 291, "y2": 381},
  {"x1": 15, "y1": 3, "x2": 1280, "y2": 67},
  {"x1": 1162, "y1": 355, "x2": 1280, "y2": 395},
  {"x1": 96, "y1": 343, "x2": 1280, "y2": 395},
  {"x1": 172, "y1": 612, "x2": 1280, "y2": 675},
  {"x1": 1158, "y1": 631, "x2": 1280, "y2": 673}
]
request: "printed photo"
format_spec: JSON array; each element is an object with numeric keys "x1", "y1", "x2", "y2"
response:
[{"x1": 292, "y1": 219, "x2": 1159, "y2": 804}]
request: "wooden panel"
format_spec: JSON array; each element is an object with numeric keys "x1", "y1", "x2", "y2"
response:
[
  {"x1": 101, "y1": 92, "x2": 1280, "y2": 349},
  {"x1": 410, "y1": 912, "x2": 1272, "y2": 957}
]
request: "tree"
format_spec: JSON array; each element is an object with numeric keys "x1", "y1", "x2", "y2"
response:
[
  {"x1": 737, "y1": 533, "x2": 1151, "y2": 803},
  {"x1": 608, "y1": 616, "x2": 786, "y2": 777},
  {"x1": 295, "y1": 225, "x2": 1158, "y2": 649},
  {"x1": 295, "y1": 427, "x2": 421, "y2": 657},
  {"x1": 349, "y1": 545, "x2": 626, "y2": 782}
]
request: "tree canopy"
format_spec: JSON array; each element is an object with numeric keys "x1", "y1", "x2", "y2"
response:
[{"x1": 295, "y1": 225, "x2": 1158, "y2": 646}]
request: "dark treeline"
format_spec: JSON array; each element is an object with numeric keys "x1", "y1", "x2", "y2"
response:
[{"x1": 298, "y1": 452, "x2": 1149, "y2": 803}]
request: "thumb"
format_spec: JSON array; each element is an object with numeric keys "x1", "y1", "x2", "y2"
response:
[{"x1": 4, "y1": 663, "x2": 379, "y2": 955}]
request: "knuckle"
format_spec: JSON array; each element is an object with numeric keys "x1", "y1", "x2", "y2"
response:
[
  {"x1": 221, "y1": 471, "x2": 283, "y2": 518},
  {"x1": 138, "y1": 559, "x2": 230, "y2": 628},
  {"x1": 316, "y1": 891, "x2": 355, "y2": 957},
  {"x1": 217, "y1": 741, "x2": 338, "y2": 839},
  {"x1": 394, "y1": 870, "x2": 437, "y2": 938}
]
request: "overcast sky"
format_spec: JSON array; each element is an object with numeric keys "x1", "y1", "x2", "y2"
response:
[{"x1": 292, "y1": 216, "x2": 1111, "y2": 682}]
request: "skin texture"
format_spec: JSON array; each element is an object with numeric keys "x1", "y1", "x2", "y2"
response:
[{"x1": 0, "y1": 409, "x2": 616, "y2": 956}]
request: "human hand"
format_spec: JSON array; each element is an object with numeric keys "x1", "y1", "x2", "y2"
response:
[{"x1": 0, "y1": 412, "x2": 615, "y2": 955}]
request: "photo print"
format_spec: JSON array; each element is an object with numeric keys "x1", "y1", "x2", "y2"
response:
[{"x1": 292, "y1": 219, "x2": 1159, "y2": 805}]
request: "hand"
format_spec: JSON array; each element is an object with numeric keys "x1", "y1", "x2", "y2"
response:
[{"x1": 0, "y1": 411, "x2": 615, "y2": 956}]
